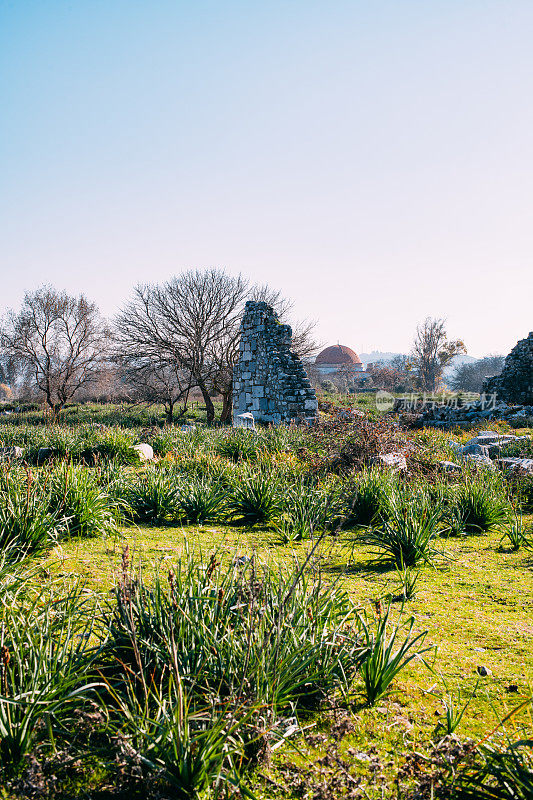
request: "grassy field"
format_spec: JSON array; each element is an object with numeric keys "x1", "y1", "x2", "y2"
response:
[
  {"x1": 39, "y1": 518, "x2": 532, "y2": 798},
  {"x1": 0, "y1": 401, "x2": 532, "y2": 798}
]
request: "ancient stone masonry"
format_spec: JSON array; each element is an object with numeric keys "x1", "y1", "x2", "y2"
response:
[
  {"x1": 483, "y1": 331, "x2": 533, "y2": 405},
  {"x1": 232, "y1": 301, "x2": 318, "y2": 425}
]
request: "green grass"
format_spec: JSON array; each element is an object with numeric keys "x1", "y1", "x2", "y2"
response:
[
  {"x1": 0, "y1": 406, "x2": 531, "y2": 798},
  {"x1": 29, "y1": 511, "x2": 531, "y2": 799}
]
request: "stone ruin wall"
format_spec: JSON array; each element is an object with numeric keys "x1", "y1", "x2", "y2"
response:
[
  {"x1": 232, "y1": 301, "x2": 318, "y2": 425},
  {"x1": 483, "y1": 331, "x2": 533, "y2": 405}
]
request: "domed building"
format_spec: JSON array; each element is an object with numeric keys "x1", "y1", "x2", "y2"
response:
[{"x1": 314, "y1": 344, "x2": 365, "y2": 377}]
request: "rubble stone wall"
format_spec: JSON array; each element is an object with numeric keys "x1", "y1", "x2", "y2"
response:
[
  {"x1": 232, "y1": 301, "x2": 318, "y2": 424},
  {"x1": 483, "y1": 331, "x2": 533, "y2": 405}
]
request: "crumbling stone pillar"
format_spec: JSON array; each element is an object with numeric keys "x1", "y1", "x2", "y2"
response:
[
  {"x1": 483, "y1": 331, "x2": 533, "y2": 405},
  {"x1": 232, "y1": 301, "x2": 318, "y2": 424}
]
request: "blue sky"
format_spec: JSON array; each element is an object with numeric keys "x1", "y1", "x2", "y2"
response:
[{"x1": 1, "y1": 0, "x2": 532, "y2": 357}]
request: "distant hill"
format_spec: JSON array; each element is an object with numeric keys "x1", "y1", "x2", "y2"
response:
[{"x1": 359, "y1": 351, "x2": 402, "y2": 366}]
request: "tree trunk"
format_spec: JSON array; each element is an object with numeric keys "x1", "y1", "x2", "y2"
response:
[
  {"x1": 219, "y1": 389, "x2": 233, "y2": 424},
  {"x1": 164, "y1": 400, "x2": 174, "y2": 425},
  {"x1": 198, "y1": 382, "x2": 215, "y2": 424},
  {"x1": 46, "y1": 394, "x2": 63, "y2": 422}
]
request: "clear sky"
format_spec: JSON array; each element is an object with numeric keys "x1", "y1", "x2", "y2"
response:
[{"x1": 1, "y1": 0, "x2": 532, "y2": 358}]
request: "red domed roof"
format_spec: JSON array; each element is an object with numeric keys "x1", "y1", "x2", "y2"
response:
[{"x1": 315, "y1": 345, "x2": 362, "y2": 366}]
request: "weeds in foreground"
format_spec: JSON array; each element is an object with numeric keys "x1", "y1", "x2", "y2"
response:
[
  {"x1": 430, "y1": 676, "x2": 481, "y2": 737},
  {"x1": 392, "y1": 559, "x2": 421, "y2": 601},
  {"x1": 106, "y1": 674, "x2": 255, "y2": 799},
  {"x1": 451, "y1": 697, "x2": 533, "y2": 799},
  {"x1": 358, "y1": 603, "x2": 433, "y2": 706},
  {"x1": 0, "y1": 582, "x2": 100, "y2": 777},
  {"x1": 499, "y1": 512, "x2": 532, "y2": 551}
]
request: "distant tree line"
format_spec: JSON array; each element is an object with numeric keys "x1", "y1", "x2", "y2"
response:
[
  {"x1": 0, "y1": 274, "x2": 506, "y2": 417},
  {"x1": 0, "y1": 270, "x2": 318, "y2": 422}
]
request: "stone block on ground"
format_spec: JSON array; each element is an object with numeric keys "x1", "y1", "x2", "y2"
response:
[
  {"x1": 133, "y1": 443, "x2": 154, "y2": 461},
  {"x1": 372, "y1": 453, "x2": 407, "y2": 471},
  {"x1": 0, "y1": 446, "x2": 24, "y2": 461}
]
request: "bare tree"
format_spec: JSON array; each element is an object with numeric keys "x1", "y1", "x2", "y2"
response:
[
  {"x1": 449, "y1": 355, "x2": 504, "y2": 393},
  {"x1": 0, "y1": 286, "x2": 110, "y2": 418},
  {"x1": 410, "y1": 317, "x2": 466, "y2": 392},
  {"x1": 116, "y1": 270, "x2": 249, "y2": 423},
  {"x1": 119, "y1": 355, "x2": 193, "y2": 423}
]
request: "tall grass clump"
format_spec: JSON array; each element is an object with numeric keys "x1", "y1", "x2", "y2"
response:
[
  {"x1": 50, "y1": 463, "x2": 121, "y2": 537},
  {"x1": 129, "y1": 468, "x2": 181, "y2": 525},
  {"x1": 228, "y1": 470, "x2": 283, "y2": 526},
  {"x1": 451, "y1": 478, "x2": 511, "y2": 534},
  {"x1": 92, "y1": 428, "x2": 140, "y2": 464},
  {"x1": 341, "y1": 469, "x2": 395, "y2": 528},
  {"x1": 215, "y1": 429, "x2": 262, "y2": 462},
  {"x1": 106, "y1": 551, "x2": 366, "y2": 714},
  {"x1": 0, "y1": 469, "x2": 63, "y2": 556},
  {"x1": 275, "y1": 480, "x2": 329, "y2": 542},
  {"x1": 361, "y1": 489, "x2": 444, "y2": 567},
  {"x1": 177, "y1": 477, "x2": 227, "y2": 524}
]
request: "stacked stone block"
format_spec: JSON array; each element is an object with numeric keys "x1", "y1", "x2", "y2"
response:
[
  {"x1": 232, "y1": 301, "x2": 318, "y2": 425},
  {"x1": 483, "y1": 331, "x2": 533, "y2": 405}
]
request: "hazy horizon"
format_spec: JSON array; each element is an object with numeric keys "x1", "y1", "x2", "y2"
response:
[{"x1": 2, "y1": 1, "x2": 532, "y2": 359}]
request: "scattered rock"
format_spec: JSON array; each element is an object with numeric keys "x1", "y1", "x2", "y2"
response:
[
  {"x1": 463, "y1": 454, "x2": 496, "y2": 470},
  {"x1": 496, "y1": 457, "x2": 533, "y2": 474},
  {"x1": 439, "y1": 460, "x2": 462, "y2": 473},
  {"x1": 0, "y1": 445, "x2": 24, "y2": 461},
  {"x1": 372, "y1": 453, "x2": 407, "y2": 471},
  {"x1": 37, "y1": 447, "x2": 56, "y2": 464},
  {"x1": 133, "y1": 443, "x2": 154, "y2": 461},
  {"x1": 462, "y1": 443, "x2": 491, "y2": 457},
  {"x1": 477, "y1": 666, "x2": 492, "y2": 677}
]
